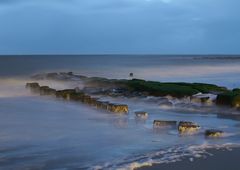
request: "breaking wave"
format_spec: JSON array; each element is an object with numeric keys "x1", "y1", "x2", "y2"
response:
[{"x1": 92, "y1": 143, "x2": 240, "y2": 170}]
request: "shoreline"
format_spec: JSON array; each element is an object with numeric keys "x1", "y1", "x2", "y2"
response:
[{"x1": 137, "y1": 147, "x2": 240, "y2": 170}]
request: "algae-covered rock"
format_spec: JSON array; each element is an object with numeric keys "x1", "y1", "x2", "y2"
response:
[
  {"x1": 125, "y1": 79, "x2": 227, "y2": 98},
  {"x1": 178, "y1": 121, "x2": 200, "y2": 133},
  {"x1": 39, "y1": 86, "x2": 56, "y2": 96},
  {"x1": 30, "y1": 72, "x2": 229, "y2": 99},
  {"x1": 126, "y1": 79, "x2": 199, "y2": 98},
  {"x1": 205, "y1": 129, "x2": 223, "y2": 137},
  {"x1": 26, "y1": 82, "x2": 40, "y2": 88},
  {"x1": 95, "y1": 100, "x2": 103, "y2": 109},
  {"x1": 232, "y1": 88, "x2": 240, "y2": 93},
  {"x1": 135, "y1": 111, "x2": 148, "y2": 119},
  {"x1": 82, "y1": 95, "x2": 92, "y2": 104},
  {"x1": 69, "y1": 92, "x2": 85, "y2": 101},
  {"x1": 216, "y1": 91, "x2": 240, "y2": 108},
  {"x1": 189, "y1": 83, "x2": 227, "y2": 94},
  {"x1": 100, "y1": 101, "x2": 110, "y2": 110},
  {"x1": 232, "y1": 95, "x2": 240, "y2": 108},
  {"x1": 190, "y1": 93, "x2": 216, "y2": 105},
  {"x1": 26, "y1": 82, "x2": 40, "y2": 92},
  {"x1": 26, "y1": 82, "x2": 129, "y2": 114},
  {"x1": 108, "y1": 103, "x2": 129, "y2": 113},
  {"x1": 89, "y1": 98, "x2": 99, "y2": 106},
  {"x1": 56, "y1": 89, "x2": 77, "y2": 99}
]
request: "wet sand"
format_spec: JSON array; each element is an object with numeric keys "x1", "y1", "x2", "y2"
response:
[{"x1": 137, "y1": 148, "x2": 240, "y2": 170}]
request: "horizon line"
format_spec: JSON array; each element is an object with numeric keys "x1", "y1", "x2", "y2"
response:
[{"x1": 0, "y1": 54, "x2": 240, "y2": 56}]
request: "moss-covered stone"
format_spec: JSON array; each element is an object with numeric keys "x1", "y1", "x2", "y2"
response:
[
  {"x1": 205, "y1": 129, "x2": 223, "y2": 137},
  {"x1": 56, "y1": 89, "x2": 77, "y2": 99},
  {"x1": 82, "y1": 95, "x2": 92, "y2": 104},
  {"x1": 39, "y1": 86, "x2": 56, "y2": 96},
  {"x1": 26, "y1": 82, "x2": 129, "y2": 114},
  {"x1": 232, "y1": 88, "x2": 240, "y2": 93},
  {"x1": 26, "y1": 82, "x2": 40, "y2": 88},
  {"x1": 135, "y1": 111, "x2": 148, "y2": 119},
  {"x1": 216, "y1": 91, "x2": 240, "y2": 108},
  {"x1": 26, "y1": 82, "x2": 40, "y2": 92},
  {"x1": 66, "y1": 92, "x2": 85, "y2": 101},
  {"x1": 107, "y1": 103, "x2": 128, "y2": 113},
  {"x1": 178, "y1": 121, "x2": 200, "y2": 133},
  {"x1": 31, "y1": 72, "x2": 228, "y2": 99},
  {"x1": 125, "y1": 79, "x2": 227, "y2": 98}
]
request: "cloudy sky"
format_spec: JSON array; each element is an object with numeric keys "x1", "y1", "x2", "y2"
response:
[{"x1": 0, "y1": 0, "x2": 239, "y2": 54}]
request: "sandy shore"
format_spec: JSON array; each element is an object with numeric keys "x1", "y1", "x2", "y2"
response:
[{"x1": 137, "y1": 148, "x2": 240, "y2": 170}]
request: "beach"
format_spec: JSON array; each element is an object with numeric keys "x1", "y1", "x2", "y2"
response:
[{"x1": 138, "y1": 148, "x2": 240, "y2": 170}]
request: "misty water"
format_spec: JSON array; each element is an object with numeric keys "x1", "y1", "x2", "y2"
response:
[{"x1": 1, "y1": 55, "x2": 240, "y2": 169}]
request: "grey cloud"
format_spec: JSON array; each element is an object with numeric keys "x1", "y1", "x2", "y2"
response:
[{"x1": 0, "y1": 0, "x2": 239, "y2": 54}]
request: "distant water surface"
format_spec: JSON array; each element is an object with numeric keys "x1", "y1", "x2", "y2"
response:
[{"x1": 1, "y1": 55, "x2": 240, "y2": 88}]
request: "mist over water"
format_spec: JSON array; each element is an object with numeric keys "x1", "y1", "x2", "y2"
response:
[
  {"x1": 1, "y1": 55, "x2": 240, "y2": 169},
  {"x1": 1, "y1": 55, "x2": 240, "y2": 88}
]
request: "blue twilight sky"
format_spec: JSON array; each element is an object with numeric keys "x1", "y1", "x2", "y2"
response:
[{"x1": 0, "y1": 0, "x2": 239, "y2": 54}]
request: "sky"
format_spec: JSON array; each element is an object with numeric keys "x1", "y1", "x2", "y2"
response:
[{"x1": 0, "y1": 0, "x2": 239, "y2": 54}]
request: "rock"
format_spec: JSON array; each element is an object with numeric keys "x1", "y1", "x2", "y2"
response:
[
  {"x1": 178, "y1": 121, "x2": 200, "y2": 133},
  {"x1": 89, "y1": 97, "x2": 99, "y2": 106},
  {"x1": 190, "y1": 93, "x2": 216, "y2": 105},
  {"x1": 153, "y1": 120, "x2": 177, "y2": 127},
  {"x1": 26, "y1": 83, "x2": 56, "y2": 95},
  {"x1": 107, "y1": 103, "x2": 129, "y2": 113},
  {"x1": 56, "y1": 89, "x2": 77, "y2": 99},
  {"x1": 67, "y1": 92, "x2": 85, "y2": 101},
  {"x1": 232, "y1": 88, "x2": 240, "y2": 93},
  {"x1": 94, "y1": 101, "x2": 110, "y2": 110},
  {"x1": 67, "y1": 72, "x2": 73, "y2": 75},
  {"x1": 101, "y1": 101, "x2": 110, "y2": 110},
  {"x1": 39, "y1": 86, "x2": 56, "y2": 96},
  {"x1": 108, "y1": 88, "x2": 128, "y2": 97},
  {"x1": 26, "y1": 82, "x2": 40, "y2": 88},
  {"x1": 26, "y1": 82, "x2": 40, "y2": 92},
  {"x1": 82, "y1": 87, "x2": 106, "y2": 94},
  {"x1": 232, "y1": 95, "x2": 240, "y2": 108},
  {"x1": 95, "y1": 100, "x2": 103, "y2": 109},
  {"x1": 205, "y1": 129, "x2": 224, "y2": 137},
  {"x1": 30, "y1": 72, "x2": 228, "y2": 99},
  {"x1": 82, "y1": 95, "x2": 92, "y2": 104},
  {"x1": 25, "y1": 82, "x2": 129, "y2": 114},
  {"x1": 127, "y1": 80, "x2": 227, "y2": 98},
  {"x1": 135, "y1": 111, "x2": 148, "y2": 119},
  {"x1": 216, "y1": 91, "x2": 240, "y2": 108},
  {"x1": 31, "y1": 72, "x2": 229, "y2": 98}
]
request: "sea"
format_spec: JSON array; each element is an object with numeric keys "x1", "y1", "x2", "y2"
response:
[{"x1": 1, "y1": 55, "x2": 240, "y2": 170}]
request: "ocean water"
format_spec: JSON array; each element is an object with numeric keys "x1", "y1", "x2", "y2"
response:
[{"x1": 1, "y1": 55, "x2": 240, "y2": 170}]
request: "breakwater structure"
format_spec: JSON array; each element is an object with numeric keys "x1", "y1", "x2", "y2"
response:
[
  {"x1": 26, "y1": 82, "x2": 129, "y2": 114},
  {"x1": 26, "y1": 82, "x2": 224, "y2": 138}
]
